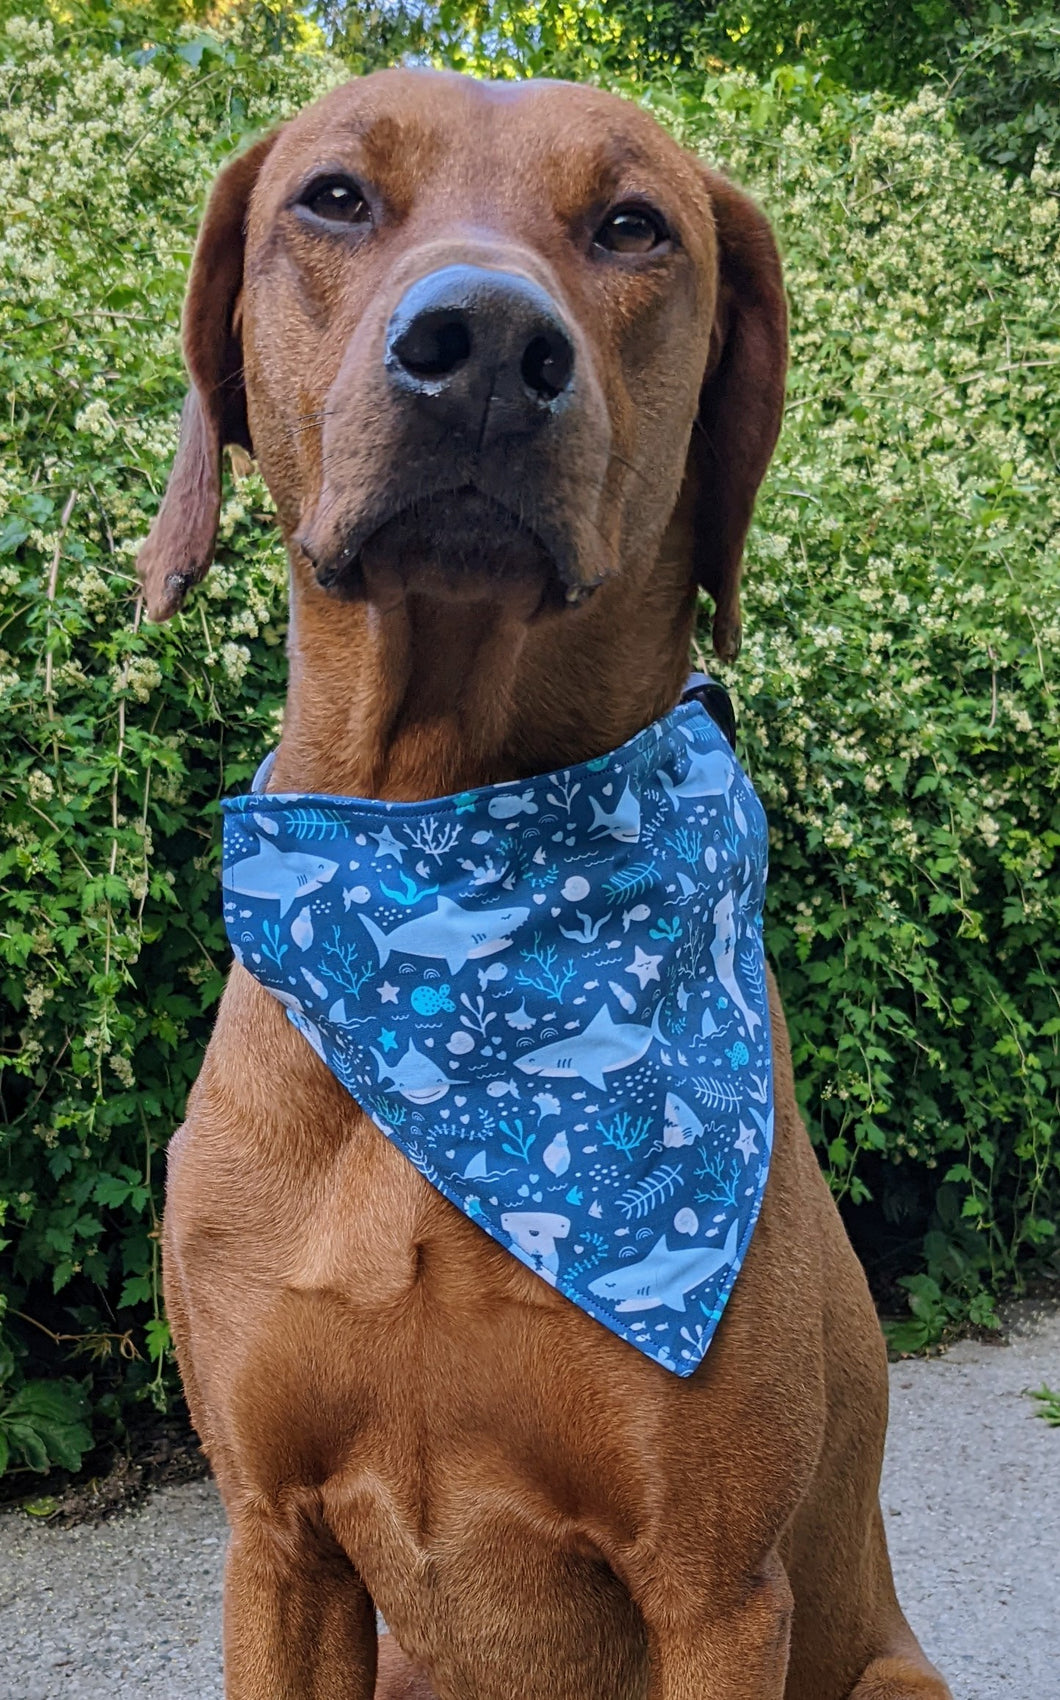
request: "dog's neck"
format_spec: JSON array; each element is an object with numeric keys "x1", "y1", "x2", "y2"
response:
[{"x1": 270, "y1": 547, "x2": 699, "y2": 801}]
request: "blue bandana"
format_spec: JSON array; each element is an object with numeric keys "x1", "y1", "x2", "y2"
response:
[{"x1": 221, "y1": 681, "x2": 773, "y2": 1376}]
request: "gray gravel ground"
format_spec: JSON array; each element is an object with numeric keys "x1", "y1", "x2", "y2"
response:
[{"x1": 1, "y1": 1304, "x2": 1057, "y2": 1700}]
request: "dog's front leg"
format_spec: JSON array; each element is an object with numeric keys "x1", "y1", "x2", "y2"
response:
[
  {"x1": 640, "y1": 1554, "x2": 793, "y2": 1700},
  {"x1": 223, "y1": 1514, "x2": 378, "y2": 1700}
]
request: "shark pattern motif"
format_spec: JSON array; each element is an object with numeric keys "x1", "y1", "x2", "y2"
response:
[
  {"x1": 657, "y1": 745, "x2": 734, "y2": 809},
  {"x1": 370, "y1": 1040, "x2": 456, "y2": 1105},
  {"x1": 223, "y1": 839, "x2": 339, "y2": 917},
  {"x1": 588, "y1": 782, "x2": 642, "y2": 842},
  {"x1": 515, "y1": 1004, "x2": 663, "y2": 1091},
  {"x1": 589, "y1": 1219, "x2": 740, "y2": 1312},
  {"x1": 222, "y1": 680, "x2": 772, "y2": 1376},
  {"x1": 360, "y1": 896, "x2": 531, "y2": 975}
]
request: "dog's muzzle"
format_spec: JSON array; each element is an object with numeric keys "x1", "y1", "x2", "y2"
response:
[{"x1": 384, "y1": 264, "x2": 576, "y2": 443}]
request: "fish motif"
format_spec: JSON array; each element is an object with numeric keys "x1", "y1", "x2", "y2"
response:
[
  {"x1": 410, "y1": 983, "x2": 455, "y2": 1016},
  {"x1": 589, "y1": 1219, "x2": 740, "y2": 1313},
  {"x1": 588, "y1": 783, "x2": 641, "y2": 843},
  {"x1": 223, "y1": 839, "x2": 338, "y2": 917},
  {"x1": 360, "y1": 896, "x2": 531, "y2": 974},
  {"x1": 488, "y1": 789, "x2": 539, "y2": 820},
  {"x1": 515, "y1": 1004, "x2": 663, "y2": 1092}
]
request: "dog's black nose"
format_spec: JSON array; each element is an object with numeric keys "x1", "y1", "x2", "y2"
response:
[{"x1": 385, "y1": 265, "x2": 575, "y2": 437}]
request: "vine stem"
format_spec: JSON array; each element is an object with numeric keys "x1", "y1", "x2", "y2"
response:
[
  {"x1": 9, "y1": 1309, "x2": 140, "y2": 1360},
  {"x1": 42, "y1": 490, "x2": 78, "y2": 803},
  {"x1": 43, "y1": 489, "x2": 78, "y2": 716}
]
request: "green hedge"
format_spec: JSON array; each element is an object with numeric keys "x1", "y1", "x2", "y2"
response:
[{"x1": 0, "y1": 16, "x2": 1057, "y2": 1473}]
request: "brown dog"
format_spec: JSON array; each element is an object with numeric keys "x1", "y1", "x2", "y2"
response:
[{"x1": 139, "y1": 70, "x2": 952, "y2": 1700}]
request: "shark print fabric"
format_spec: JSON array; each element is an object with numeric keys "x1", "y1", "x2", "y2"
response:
[{"x1": 221, "y1": 682, "x2": 774, "y2": 1376}]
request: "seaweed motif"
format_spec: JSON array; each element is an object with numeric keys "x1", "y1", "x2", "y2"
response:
[
  {"x1": 527, "y1": 857, "x2": 558, "y2": 892},
  {"x1": 405, "y1": 1140, "x2": 443, "y2": 1188},
  {"x1": 459, "y1": 992, "x2": 496, "y2": 1038},
  {"x1": 380, "y1": 870, "x2": 438, "y2": 907},
  {"x1": 546, "y1": 773, "x2": 582, "y2": 813},
  {"x1": 666, "y1": 827, "x2": 703, "y2": 865},
  {"x1": 649, "y1": 915, "x2": 682, "y2": 942},
  {"x1": 747, "y1": 1072, "x2": 770, "y2": 1104},
  {"x1": 672, "y1": 918, "x2": 710, "y2": 984},
  {"x1": 261, "y1": 918, "x2": 287, "y2": 968},
  {"x1": 499, "y1": 1117, "x2": 535, "y2": 1162},
  {"x1": 375, "y1": 1094, "x2": 407, "y2": 1129}
]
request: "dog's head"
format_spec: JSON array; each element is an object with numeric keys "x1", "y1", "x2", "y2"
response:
[{"x1": 138, "y1": 71, "x2": 785, "y2": 662}]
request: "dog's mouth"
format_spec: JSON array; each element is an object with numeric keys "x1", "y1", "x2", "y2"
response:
[{"x1": 301, "y1": 487, "x2": 601, "y2": 616}]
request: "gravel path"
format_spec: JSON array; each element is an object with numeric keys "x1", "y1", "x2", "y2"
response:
[{"x1": 1, "y1": 1303, "x2": 1056, "y2": 1700}]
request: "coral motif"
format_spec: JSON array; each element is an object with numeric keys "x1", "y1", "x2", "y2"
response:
[{"x1": 222, "y1": 683, "x2": 772, "y2": 1377}]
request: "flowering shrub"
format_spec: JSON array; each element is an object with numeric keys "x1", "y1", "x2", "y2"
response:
[
  {"x1": 0, "y1": 16, "x2": 345, "y2": 1465},
  {"x1": 0, "y1": 20, "x2": 1056, "y2": 1468},
  {"x1": 661, "y1": 69, "x2": 1059, "y2": 1341}
]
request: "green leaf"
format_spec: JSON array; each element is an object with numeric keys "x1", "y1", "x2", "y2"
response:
[
  {"x1": 145, "y1": 1318, "x2": 172, "y2": 1363},
  {"x1": 0, "y1": 517, "x2": 30, "y2": 555}
]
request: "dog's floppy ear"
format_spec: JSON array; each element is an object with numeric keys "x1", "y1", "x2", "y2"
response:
[
  {"x1": 688, "y1": 170, "x2": 787, "y2": 662},
  {"x1": 137, "y1": 131, "x2": 279, "y2": 622}
]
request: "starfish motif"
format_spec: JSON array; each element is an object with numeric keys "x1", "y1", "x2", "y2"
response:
[
  {"x1": 378, "y1": 981, "x2": 399, "y2": 1004},
  {"x1": 378, "y1": 1027, "x2": 398, "y2": 1053},
  {"x1": 625, "y1": 946, "x2": 662, "y2": 989},
  {"x1": 371, "y1": 825, "x2": 405, "y2": 863},
  {"x1": 735, "y1": 1122, "x2": 758, "y2": 1163}
]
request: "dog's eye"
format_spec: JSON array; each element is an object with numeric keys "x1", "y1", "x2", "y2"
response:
[
  {"x1": 594, "y1": 206, "x2": 670, "y2": 255},
  {"x1": 298, "y1": 177, "x2": 371, "y2": 226}
]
